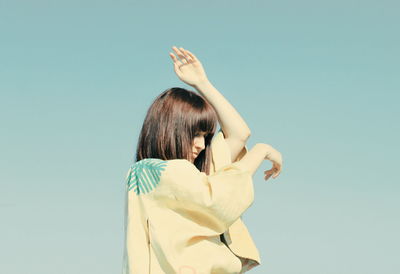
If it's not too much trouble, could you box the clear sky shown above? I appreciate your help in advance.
[1,1,399,273]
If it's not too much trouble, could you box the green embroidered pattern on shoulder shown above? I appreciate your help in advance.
[127,158,168,195]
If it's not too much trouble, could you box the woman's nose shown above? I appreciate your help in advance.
[195,138,205,150]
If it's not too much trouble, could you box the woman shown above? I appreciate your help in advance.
[122,46,283,273]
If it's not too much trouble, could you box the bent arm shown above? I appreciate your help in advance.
[169,46,251,162]
[233,143,270,177]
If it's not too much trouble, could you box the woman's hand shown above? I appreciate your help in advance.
[263,145,283,181]
[169,46,209,87]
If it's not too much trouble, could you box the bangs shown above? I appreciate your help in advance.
[189,102,218,137]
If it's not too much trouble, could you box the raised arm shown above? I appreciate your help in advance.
[193,80,251,162]
[169,46,283,181]
[169,46,251,162]
[235,143,283,180]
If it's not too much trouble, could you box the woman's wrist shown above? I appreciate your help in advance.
[192,79,212,91]
[256,143,273,159]
[260,143,282,165]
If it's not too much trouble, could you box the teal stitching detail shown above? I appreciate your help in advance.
[127,159,168,195]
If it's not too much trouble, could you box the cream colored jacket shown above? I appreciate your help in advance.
[122,131,261,274]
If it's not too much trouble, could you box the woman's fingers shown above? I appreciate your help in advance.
[264,172,272,181]
[272,170,281,179]
[185,49,197,61]
[169,52,182,65]
[169,52,185,78]
[264,163,282,181]
[180,48,194,63]
[272,164,282,179]
[172,46,188,64]
[172,46,197,65]
[169,52,183,73]
[178,47,192,63]
[264,169,274,181]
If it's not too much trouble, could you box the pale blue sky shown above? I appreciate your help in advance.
[1,1,399,273]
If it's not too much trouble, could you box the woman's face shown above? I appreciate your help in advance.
[189,131,207,163]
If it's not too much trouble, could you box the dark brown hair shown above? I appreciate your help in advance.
[135,87,218,175]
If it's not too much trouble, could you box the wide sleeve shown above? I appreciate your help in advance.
[160,157,254,234]
[210,129,261,272]
[210,129,248,174]
[127,155,255,273]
